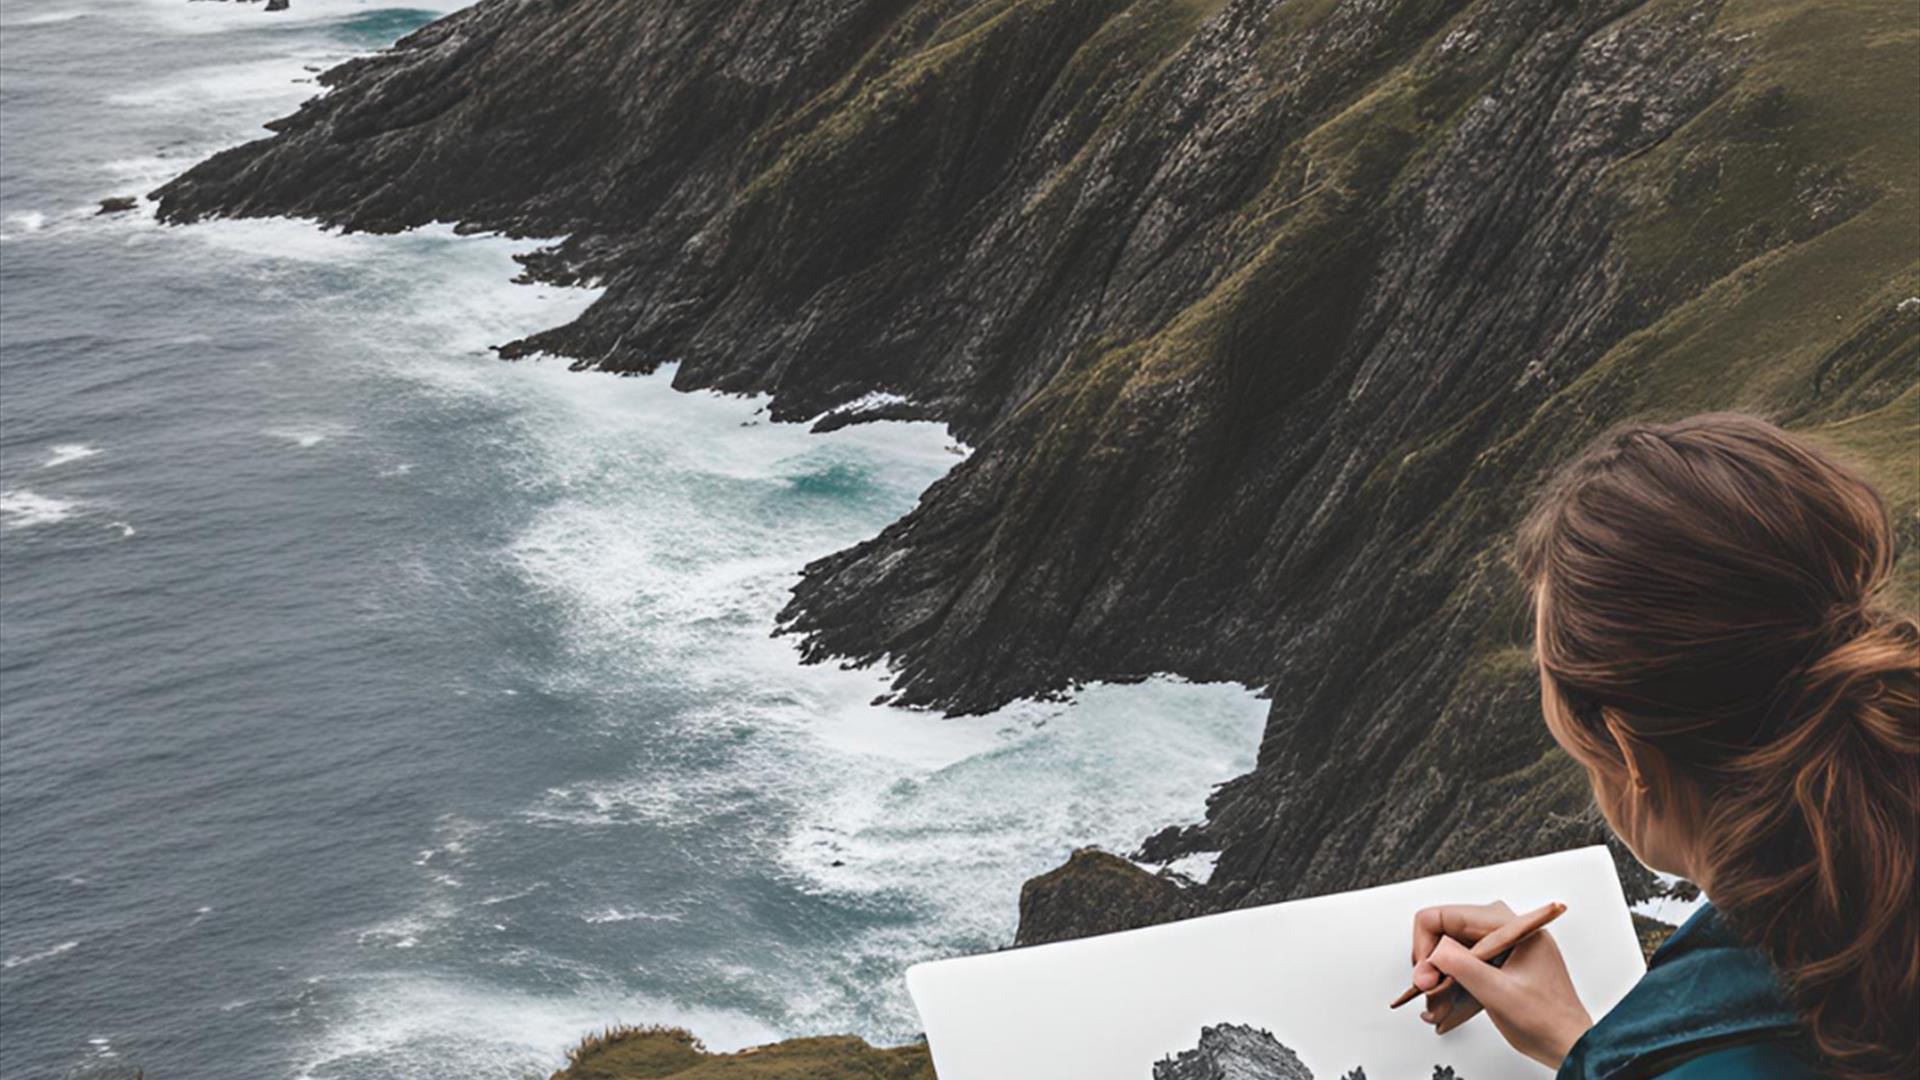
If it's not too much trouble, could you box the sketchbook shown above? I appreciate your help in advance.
[906,845,1646,1080]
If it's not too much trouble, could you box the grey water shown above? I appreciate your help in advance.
[0,2,1269,1076]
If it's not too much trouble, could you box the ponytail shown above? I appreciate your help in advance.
[1708,613,1920,1076]
[1518,413,1920,1078]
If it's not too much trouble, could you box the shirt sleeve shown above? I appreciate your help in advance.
[1654,1041,1817,1078]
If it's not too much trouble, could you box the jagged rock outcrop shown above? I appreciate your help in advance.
[1155,1024,1314,1080]
[154,0,1919,919]
[1015,847,1200,945]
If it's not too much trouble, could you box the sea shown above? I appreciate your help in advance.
[0,2,1270,1076]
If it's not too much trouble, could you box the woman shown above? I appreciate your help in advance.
[1407,414,1917,1078]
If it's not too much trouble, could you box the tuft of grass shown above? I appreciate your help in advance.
[551,1026,935,1080]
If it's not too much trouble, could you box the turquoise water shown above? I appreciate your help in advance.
[0,2,1270,1076]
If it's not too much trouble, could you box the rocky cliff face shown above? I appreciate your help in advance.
[156,0,1918,927]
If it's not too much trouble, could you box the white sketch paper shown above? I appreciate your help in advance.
[907,846,1646,1079]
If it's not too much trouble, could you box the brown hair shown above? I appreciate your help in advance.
[1515,412,1918,1078]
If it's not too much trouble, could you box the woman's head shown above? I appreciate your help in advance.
[1515,412,1918,1078]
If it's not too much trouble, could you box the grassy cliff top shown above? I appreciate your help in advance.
[551,1027,933,1080]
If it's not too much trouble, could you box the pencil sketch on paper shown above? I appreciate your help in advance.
[907,848,1645,1080]
[1151,1024,1467,1080]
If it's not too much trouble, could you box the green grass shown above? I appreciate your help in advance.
[552,1027,934,1080]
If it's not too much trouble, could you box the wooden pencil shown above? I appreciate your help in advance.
[1389,901,1567,1009]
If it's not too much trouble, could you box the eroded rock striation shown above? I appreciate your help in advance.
[155,0,1919,927]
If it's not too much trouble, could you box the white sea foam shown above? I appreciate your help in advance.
[1156,850,1223,885]
[109,55,348,115]
[477,883,547,906]
[404,351,1265,1041]
[3,940,79,969]
[132,0,466,38]
[581,908,684,925]
[0,489,82,529]
[356,915,432,951]
[101,154,184,191]
[43,443,101,468]
[0,210,48,241]
[812,389,928,425]
[480,355,1265,1039]
[151,146,1261,1054]
[266,425,342,448]
[3,10,90,26]
[290,976,780,1080]
[771,678,1264,1034]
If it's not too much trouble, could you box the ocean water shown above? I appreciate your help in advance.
[0,2,1270,1077]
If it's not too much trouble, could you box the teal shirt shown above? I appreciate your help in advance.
[1557,904,1818,1079]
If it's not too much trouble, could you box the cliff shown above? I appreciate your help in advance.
[157,0,1916,963]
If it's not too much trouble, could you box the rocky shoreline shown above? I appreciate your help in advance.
[152,0,1917,1068]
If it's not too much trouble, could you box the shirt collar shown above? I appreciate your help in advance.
[1556,903,1802,1080]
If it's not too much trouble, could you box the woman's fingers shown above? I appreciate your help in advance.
[1422,936,1514,1032]
[1412,935,1486,1031]
[1434,995,1485,1035]
[1419,983,1483,1031]
[1414,932,1594,1068]
[1410,901,1516,966]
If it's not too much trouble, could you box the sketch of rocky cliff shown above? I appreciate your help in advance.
[1153,1023,1467,1080]
[1154,1025,1314,1080]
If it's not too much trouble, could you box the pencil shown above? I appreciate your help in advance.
[1388,901,1567,1009]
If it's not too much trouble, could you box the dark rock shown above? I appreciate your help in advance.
[1015,847,1196,946]
[1136,823,1216,864]
[150,0,1919,926]
[95,196,138,215]
[1154,1025,1313,1080]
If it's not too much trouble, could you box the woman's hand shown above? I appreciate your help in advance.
[1409,901,1594,1068]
